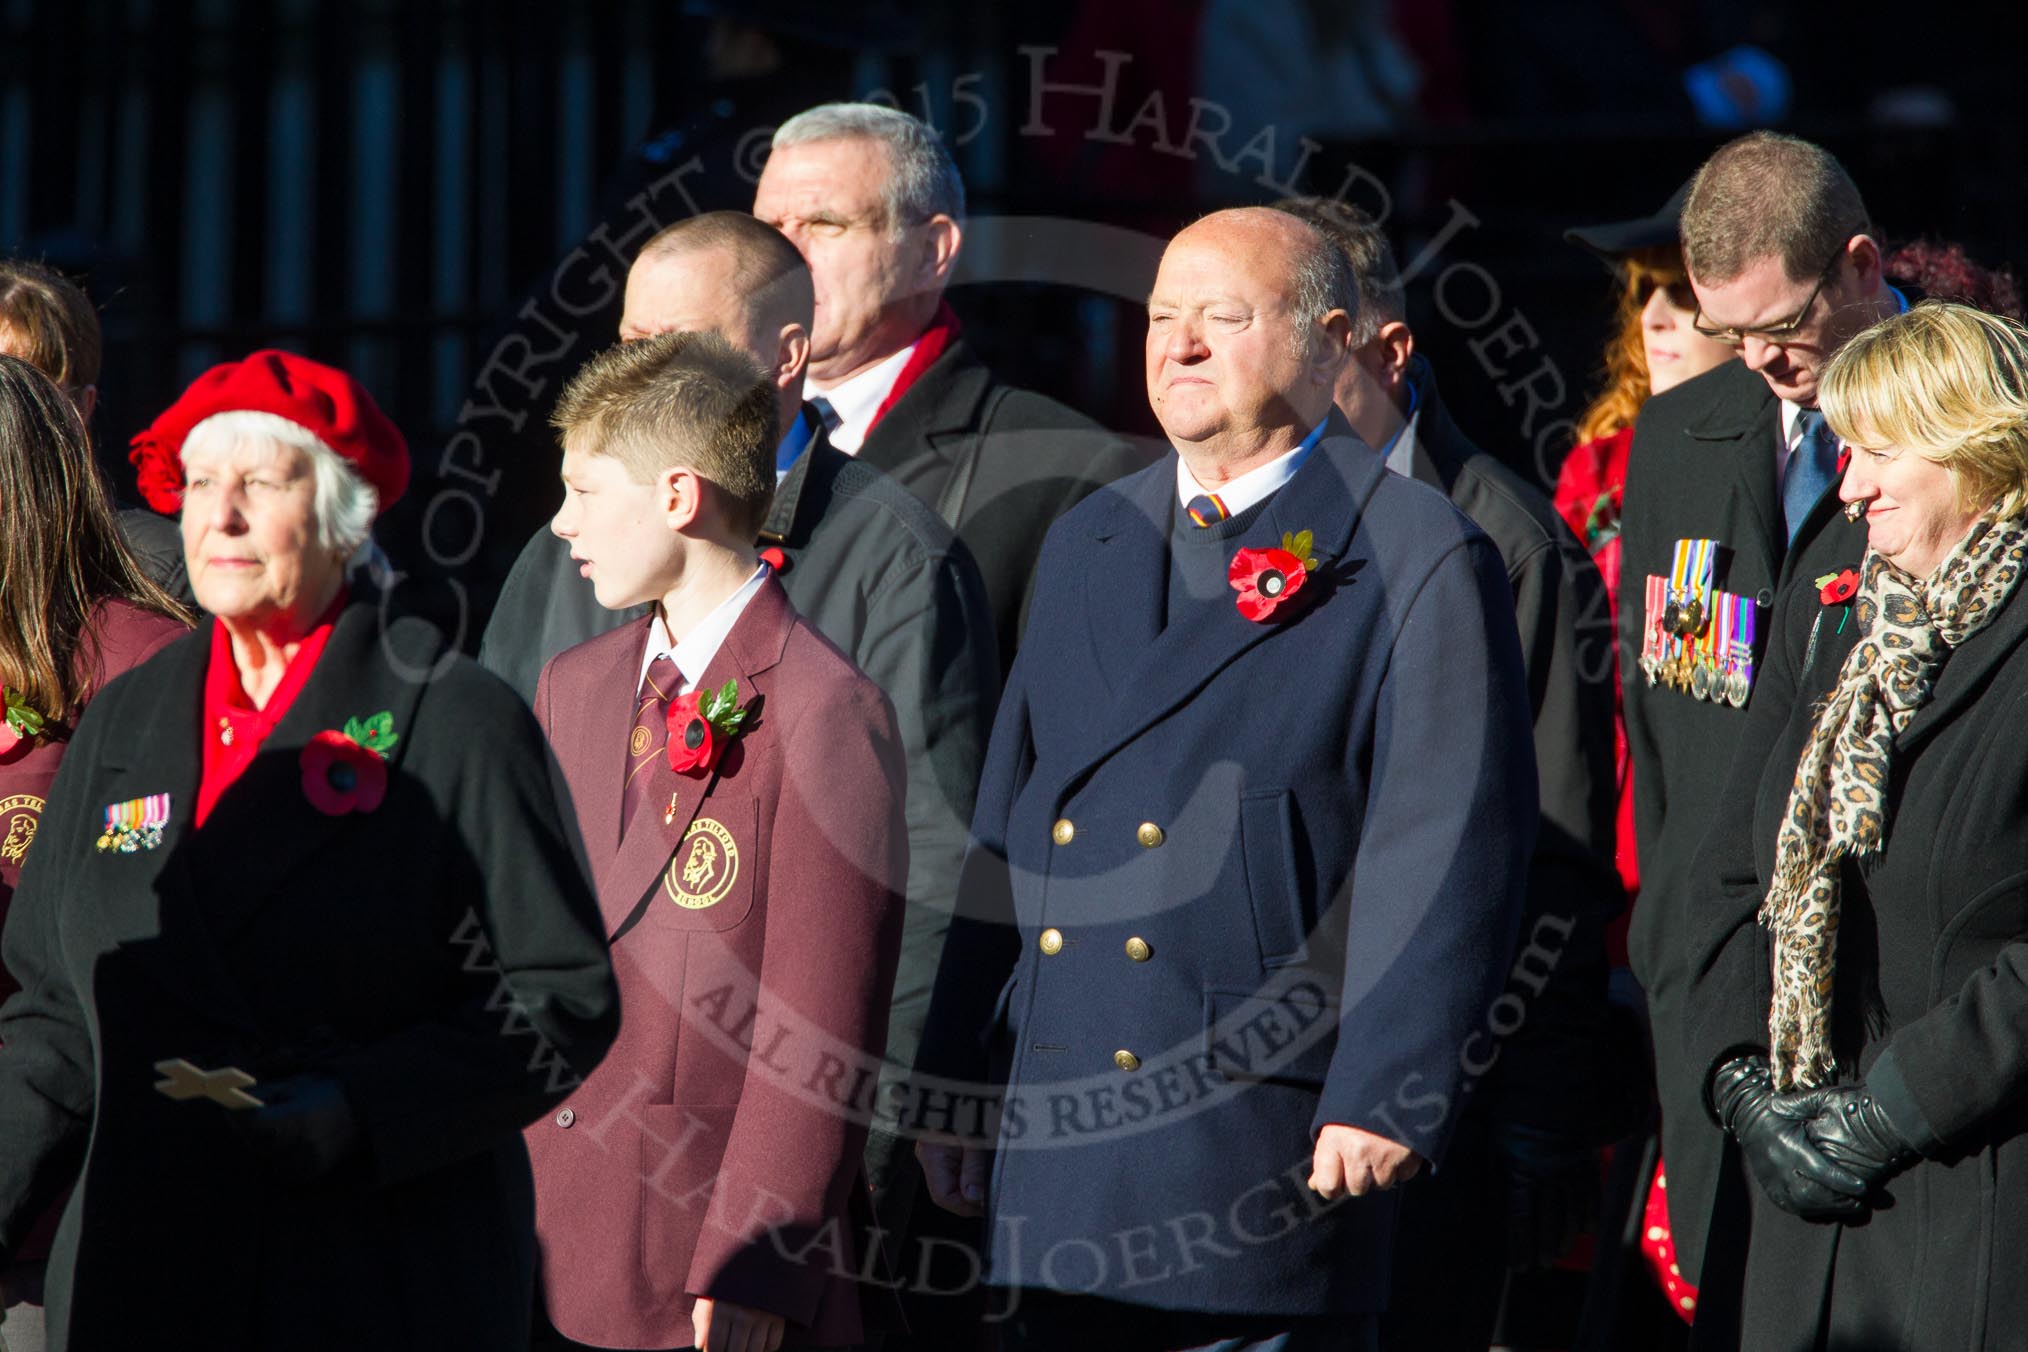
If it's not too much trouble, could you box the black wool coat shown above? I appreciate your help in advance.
[1681,549,2028,1350]
[0,603,619,1351]
[852,336,1156,671]
[1400,360,1622,1136]
[1617,356,1869,1289]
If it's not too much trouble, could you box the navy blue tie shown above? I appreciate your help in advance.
[808,396,842,435]
[1783,410,1839,542]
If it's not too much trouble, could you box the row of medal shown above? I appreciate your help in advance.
[1639,538,1758,709]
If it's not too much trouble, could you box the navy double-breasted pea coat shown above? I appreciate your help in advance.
[916,430,1538,1316]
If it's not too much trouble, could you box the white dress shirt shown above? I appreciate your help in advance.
[636,564,770,696]
[1174,418,1329,514]
[806,342,917,454]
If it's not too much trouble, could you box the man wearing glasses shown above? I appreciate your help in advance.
[1614,130,1906,1341]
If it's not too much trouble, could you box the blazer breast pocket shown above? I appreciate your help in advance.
[1240,789,1308,966]
[647,799,759,933]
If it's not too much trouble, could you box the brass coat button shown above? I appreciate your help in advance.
[1039,927,1064,955]
[1114,1049,1141,1072]
[1136,821,1165,849]
[556,1108,576,1128]
[1052,818,1075,845]
[1125,937,1152,962]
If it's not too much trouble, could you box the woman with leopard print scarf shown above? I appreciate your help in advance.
[1680,301,2028,1350]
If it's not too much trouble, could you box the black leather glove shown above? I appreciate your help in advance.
[1496,1122,1600,1271]
[1802,1083,1918,1188]
[230,1073,362,1184]
[1710,1055,1867,1222]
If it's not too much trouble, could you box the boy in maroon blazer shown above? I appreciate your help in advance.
[525,332,908,1352]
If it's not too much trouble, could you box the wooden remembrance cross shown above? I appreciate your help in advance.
[152,1058,264,1110]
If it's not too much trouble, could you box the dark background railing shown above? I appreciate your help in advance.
[5,0,2024,642]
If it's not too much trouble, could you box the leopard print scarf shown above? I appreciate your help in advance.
[1762,510,2028,1090]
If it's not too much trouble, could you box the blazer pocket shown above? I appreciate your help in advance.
[647,799,759,933]
[1202,986,1340,1086]
[1240,789,1307,965]
[639,1103,735,1302]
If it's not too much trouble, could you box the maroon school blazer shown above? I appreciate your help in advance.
[527,576,907,1349]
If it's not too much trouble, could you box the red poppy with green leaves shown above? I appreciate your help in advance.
[300,711,400,815]
[1819,569,1860,605]
[0,684,46,758]
[666,678,753,777]
[1230,529,1324,622]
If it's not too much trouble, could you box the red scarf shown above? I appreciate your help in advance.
[866,301,963,431]
[197,593,346,826]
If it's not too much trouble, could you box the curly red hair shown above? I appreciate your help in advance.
[1884,240,2022,321]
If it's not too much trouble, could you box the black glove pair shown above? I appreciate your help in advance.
[228,1073,363,1185]
[1710,1055,1917,1221]
[1497,1121,1601,1270]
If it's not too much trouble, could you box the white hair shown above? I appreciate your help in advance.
[180,410,379,562]
[772,102,966,237]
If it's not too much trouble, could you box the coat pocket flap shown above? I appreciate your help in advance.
[1202,982,1339,1086]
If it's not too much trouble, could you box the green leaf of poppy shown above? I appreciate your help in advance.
[343,716,369,745]
[367,711,395,742]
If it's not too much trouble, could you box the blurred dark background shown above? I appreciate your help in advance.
[4,0,2024,641]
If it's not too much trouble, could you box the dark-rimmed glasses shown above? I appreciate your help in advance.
[1691,246,1846,347]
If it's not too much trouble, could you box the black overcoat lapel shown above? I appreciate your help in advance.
[854,340,992,478]
[174,606,438,946]
[99,605,437,1028]
[88,630,258,1030]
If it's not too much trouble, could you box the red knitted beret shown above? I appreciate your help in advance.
[128,349,410,516]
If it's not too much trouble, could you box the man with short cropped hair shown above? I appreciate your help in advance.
[1618,130,1906,1337]
[754,101,1151,670]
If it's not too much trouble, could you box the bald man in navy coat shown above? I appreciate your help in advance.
[912,208,1537,1352]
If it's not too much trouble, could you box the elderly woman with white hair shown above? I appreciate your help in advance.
[0,350,617,1350]
[1682,302,2028,1349]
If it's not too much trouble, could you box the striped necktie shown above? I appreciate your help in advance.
[1185,493,1230,528]
[621,655,680,838]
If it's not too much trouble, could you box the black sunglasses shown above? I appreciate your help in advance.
[1636,275,1699,312]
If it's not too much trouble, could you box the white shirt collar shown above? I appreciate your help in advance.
[1174,419,1328,516]
[636,564,770,696]
[807,342,917,454]
[1780,397,1811,450]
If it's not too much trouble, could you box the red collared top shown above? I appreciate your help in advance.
[197,593,345,827]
